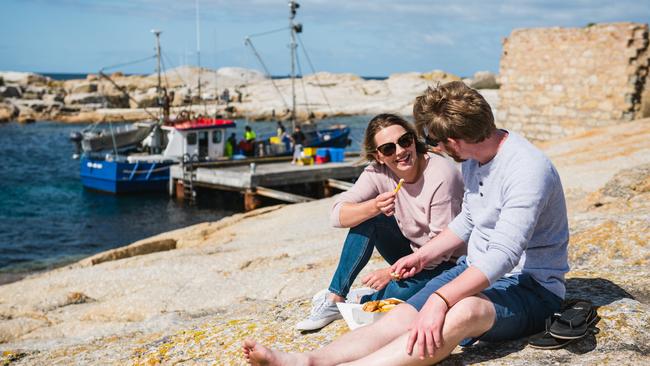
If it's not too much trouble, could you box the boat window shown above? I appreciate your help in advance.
[187,132,197,145]
[212,130,222,143]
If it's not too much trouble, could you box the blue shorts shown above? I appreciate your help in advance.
[406,257,562,344]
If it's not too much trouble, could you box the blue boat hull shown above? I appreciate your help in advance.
[304,126,351,148]
[80,158,173,194]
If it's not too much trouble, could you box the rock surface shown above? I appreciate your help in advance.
[0,120,649,365]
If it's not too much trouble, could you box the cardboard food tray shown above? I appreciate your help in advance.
[336,298,403,330]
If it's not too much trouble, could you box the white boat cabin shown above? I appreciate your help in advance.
[129,118,235,164]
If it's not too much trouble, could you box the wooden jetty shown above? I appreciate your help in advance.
[169,155,366,211]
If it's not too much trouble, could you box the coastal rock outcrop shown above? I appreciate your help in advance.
[0,66,492,123]
[0,85,22,99]
[0,102,19,122]
[464,71,499,89]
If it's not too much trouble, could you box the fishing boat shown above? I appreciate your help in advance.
[70,31,237,193]
[245,0,351,153]
[73,117,236,194]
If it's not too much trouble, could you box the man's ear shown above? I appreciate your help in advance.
[446,137,458,147]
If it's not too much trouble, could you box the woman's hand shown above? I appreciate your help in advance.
[390,251,426,280]
[406,293,449,359]
[361,267,393,290]
[374,191,397,216]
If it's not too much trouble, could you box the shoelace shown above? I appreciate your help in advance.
[310,299,333,319]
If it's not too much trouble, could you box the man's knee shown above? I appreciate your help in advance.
[446,296,495,335]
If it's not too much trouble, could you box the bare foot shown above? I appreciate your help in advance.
[242,339,309,366]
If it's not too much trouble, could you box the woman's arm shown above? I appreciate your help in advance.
[337,190,396,227]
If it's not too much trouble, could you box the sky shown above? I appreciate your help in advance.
[2,0,650,77]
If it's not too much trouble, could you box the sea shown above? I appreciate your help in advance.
[0,116,370,284]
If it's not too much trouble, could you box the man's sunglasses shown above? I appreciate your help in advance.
[376,132,415,156]
[425,135,441,147]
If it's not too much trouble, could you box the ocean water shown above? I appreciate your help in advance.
[0,116,369,281]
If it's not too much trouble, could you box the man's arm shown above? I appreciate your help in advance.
[406,266,490,357]
[391,228,466,278]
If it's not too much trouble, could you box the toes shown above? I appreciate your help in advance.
[243,339,257,349]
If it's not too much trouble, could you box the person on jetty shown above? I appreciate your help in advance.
[296,113,464,331]
[225,132,237,157]
[240,126,257,156]
[243,81,569,365]
[290,125,306,164]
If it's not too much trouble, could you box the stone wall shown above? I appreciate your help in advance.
[497,22,650,140]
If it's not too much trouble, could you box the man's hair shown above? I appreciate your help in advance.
[363,113,427,162]
[413,81,496,144]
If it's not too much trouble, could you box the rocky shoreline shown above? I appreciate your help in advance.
[0,118,648,365]
[0,68,498,124]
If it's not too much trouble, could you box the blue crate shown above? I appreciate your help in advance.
[329,148,345,163]
[316,148,330,158]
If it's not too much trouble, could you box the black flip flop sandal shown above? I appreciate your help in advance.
[529,315,576,349]
[549,300,597,340]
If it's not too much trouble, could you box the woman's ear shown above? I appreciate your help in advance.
[373,152,384,164]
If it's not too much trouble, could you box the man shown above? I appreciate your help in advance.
[242,126,257,157]
[290,125,306,164]
[243,81,570,365]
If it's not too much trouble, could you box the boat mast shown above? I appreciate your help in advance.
[196,0,202,100]
[289,1,300,130]
[152,29,162,115]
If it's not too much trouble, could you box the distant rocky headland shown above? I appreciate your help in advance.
[0,68,498,124]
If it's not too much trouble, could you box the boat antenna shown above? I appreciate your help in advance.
[152,29,163,118]
[289,1,302,130]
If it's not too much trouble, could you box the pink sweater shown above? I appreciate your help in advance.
[331,153,466,265]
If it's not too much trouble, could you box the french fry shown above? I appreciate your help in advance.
[362,298,404,313]
[393,178,405,193]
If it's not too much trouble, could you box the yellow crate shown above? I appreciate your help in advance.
[269,136,281,144]
[298,156,314,166]
[303,147,317,156]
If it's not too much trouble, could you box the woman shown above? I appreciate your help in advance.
[296,113,464,331]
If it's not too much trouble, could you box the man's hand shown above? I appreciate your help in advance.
[406,293,449,359]
[390,251,426,280]
[374,191,397,216]
[361,267,393,290]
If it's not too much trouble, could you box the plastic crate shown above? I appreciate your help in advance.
[303,147,317,156]
[298,156,314,165]
[329,148,345,163]
[315,155,329,164]
[316,148,330,158]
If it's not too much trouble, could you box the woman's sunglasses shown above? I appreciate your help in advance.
[376,132,415,156]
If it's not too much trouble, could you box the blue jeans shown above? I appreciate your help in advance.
[328,214,456,303]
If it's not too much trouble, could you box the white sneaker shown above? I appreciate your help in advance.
[296,296,342,331]
[312,288,330,304]
[346,287,377,304]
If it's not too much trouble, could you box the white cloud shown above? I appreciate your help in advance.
[422,33,455,46]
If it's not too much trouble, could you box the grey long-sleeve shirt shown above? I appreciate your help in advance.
[448,131,570,299]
